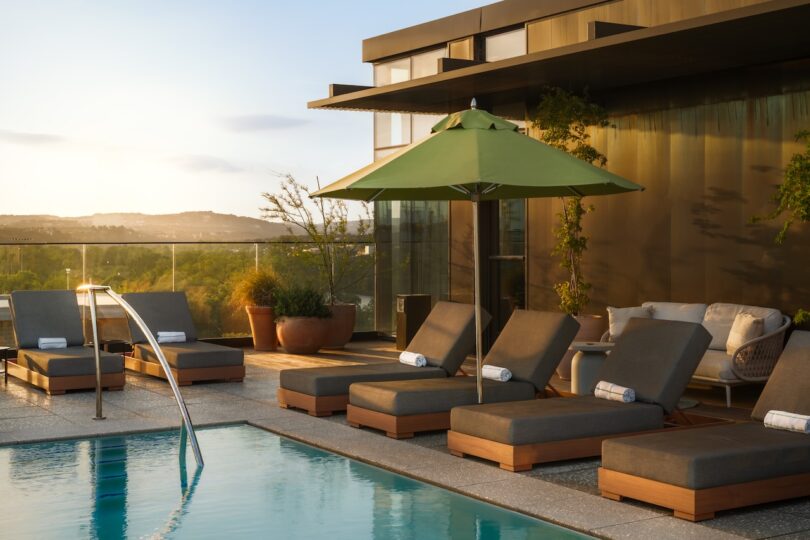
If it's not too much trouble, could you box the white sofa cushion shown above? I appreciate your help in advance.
[642,302,707,324]
[607,305,653,339]
[726,313,764,355]
[703,303,783,351]
[693,350,738,381]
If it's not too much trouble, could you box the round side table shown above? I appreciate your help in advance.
[570,341,614,395]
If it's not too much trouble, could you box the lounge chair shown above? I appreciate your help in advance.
[346,310,579,439]
[8,290,125,395]
[447,318,713,471]
[122,292,245,385]
[598,330,810,521]
[278,301,487,417]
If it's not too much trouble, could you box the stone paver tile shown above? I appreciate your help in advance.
[700,508,810,539]
[595,517,743,540]
[404,458,519,488]
[527,491,663,531]
[459,475,583,509]
[0,404,52,419]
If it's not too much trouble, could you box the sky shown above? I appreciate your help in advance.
[0,0,485,218]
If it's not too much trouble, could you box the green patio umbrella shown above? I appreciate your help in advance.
[313,105,643,403]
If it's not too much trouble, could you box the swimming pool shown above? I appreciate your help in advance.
[0,425,588,539]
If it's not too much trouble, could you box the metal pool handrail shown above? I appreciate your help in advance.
[78,284,204,468]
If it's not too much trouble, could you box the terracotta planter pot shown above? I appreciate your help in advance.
[276,316,329,355]
[556,314,606,381]
[323,304,357,349]
[245,306,277,352]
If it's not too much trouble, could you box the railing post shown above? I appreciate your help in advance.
[172,244,176,292]
[254,243,259,272]
[82,244,86,284]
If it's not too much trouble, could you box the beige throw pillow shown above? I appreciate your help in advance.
[726,312,764,355]
[607,305,653,340]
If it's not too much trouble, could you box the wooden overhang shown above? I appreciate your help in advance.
[308,0,810,118]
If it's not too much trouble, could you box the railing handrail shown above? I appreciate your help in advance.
[0,240,374,246]
[78,284,204,468]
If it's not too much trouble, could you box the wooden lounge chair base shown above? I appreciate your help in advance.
[6,360,125,396]
[277,388,349,417]
[124,356,245,385]
[447,413,730,472]
[346,404,449,439]
[598,468,810,521]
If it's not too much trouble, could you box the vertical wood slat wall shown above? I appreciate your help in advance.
[526,0,770,53]
[524,91,810,316]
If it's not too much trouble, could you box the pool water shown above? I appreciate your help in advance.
[0,425,588,539]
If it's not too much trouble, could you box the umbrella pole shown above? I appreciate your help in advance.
[472,195,483,404]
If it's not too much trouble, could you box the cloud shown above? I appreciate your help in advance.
[0,129,66,145]
[173,155,245,174]
[221,114,309,132]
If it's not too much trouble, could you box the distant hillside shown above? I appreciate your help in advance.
[0,212,294,242]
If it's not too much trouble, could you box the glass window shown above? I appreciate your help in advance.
[374,112,411,149]
[374,58,410,86]
[448,37,474,60]
[375,200,449,334]
[485,28,527,62]
[411,48,445,79]
[411,114,444,141]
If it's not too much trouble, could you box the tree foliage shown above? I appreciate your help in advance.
[260,174,372,304]
[531,87,608,315]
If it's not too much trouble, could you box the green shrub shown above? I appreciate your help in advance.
[273,285,331,319]
[234,270,280,307]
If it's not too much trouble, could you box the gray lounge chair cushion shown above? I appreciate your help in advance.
[132,341,243,369]
[17,346,124,376]
[122,292,198,344]
[483,310,579,391]
[751,330,810,422]
[11,290,85,349]
[280,364,447,397]
[349,378,536,416]
[406,301,488,375]
[451,396,663,445]
[602,422,810,489]
[597,318,711,413]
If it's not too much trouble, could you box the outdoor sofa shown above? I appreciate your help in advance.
[278,301,485,416]
[603,301,790,406]
[346,310,579,439]
[122,292,245,385]
[599,330,810,521]
[8,290,125,395]
[447,318,714,471]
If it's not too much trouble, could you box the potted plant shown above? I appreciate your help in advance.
[752,129,810,328]
[531,87,610,379]
[261,174,372,348]
[234,270,281,351]
[274,285,332,354]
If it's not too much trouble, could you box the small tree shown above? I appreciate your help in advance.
[260,174,372,305]
[752,130,810,324]
[531,87,609,315]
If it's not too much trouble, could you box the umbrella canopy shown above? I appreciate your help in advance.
[313,108,642,202]
[313,106,643,404]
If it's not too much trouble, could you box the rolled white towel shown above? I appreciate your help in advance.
[38,337,67,350]
[157,331,186,344]
[594,380,635,403]
[764,410,810,434]
[482,365,512,382]
[399,351,427,367]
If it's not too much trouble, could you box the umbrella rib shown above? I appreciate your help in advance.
[567,186,584,197]
[367,189,386,202]
[449,185,471,195]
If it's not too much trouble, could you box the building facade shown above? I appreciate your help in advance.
[311,0,810,338]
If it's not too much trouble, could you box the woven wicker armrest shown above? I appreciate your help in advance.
[731,315,791,381]
[600,330,612,343]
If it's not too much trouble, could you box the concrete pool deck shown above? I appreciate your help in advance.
[0,342,809,539]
